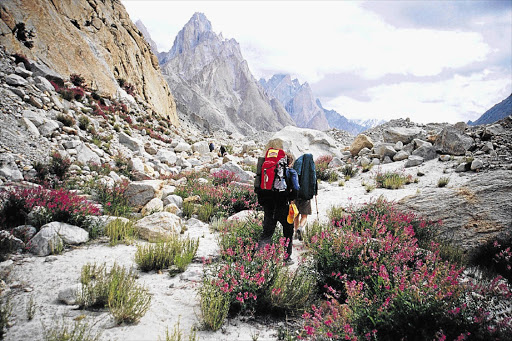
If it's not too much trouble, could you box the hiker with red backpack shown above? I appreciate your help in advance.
[292,154,318,241]
[254,148,299,263]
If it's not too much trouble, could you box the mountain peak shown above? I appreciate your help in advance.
[163,12,215,63]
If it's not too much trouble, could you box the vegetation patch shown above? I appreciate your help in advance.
[77,263,151,325]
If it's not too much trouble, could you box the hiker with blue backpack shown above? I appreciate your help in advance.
[254,148,299,264]
[292,154,318,241]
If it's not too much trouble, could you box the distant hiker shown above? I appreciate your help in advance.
[255,148,299,263]
[209,141,215,152]
[292,153,318,241]
[219,145,226,156]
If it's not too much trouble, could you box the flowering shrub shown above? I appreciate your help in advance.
[0,186,99,230]
[70,73,85,87]
[470,237,512,282]
[211,169,239,186]
[93,180,131,217]
[175,173,258,221]
[315,155,334,181]
[301,199,512,340]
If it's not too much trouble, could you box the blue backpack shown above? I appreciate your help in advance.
[293,154,317,200]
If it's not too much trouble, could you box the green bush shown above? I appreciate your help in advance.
[134,236,198,273]
[56,114,75,127]
[161,319,197,341]
[105,219,137,246]
[199,278,230,331]
[43,319,101,341]
[77,263,151,325]
[374,169,413,189]
[0,297,12,340]
[438,176,450,187]
[266,266,316,312]
[341,164,358,179]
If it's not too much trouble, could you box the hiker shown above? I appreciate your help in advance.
[255,149,299,263]
[292,153,318,241]
[219,145,226,156]
[209,141,215,152]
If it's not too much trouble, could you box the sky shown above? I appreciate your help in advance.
[121,0,512,124]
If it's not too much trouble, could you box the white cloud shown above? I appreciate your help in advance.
[325,69,511,124]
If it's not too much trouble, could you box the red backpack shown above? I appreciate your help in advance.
[257,148,286,191]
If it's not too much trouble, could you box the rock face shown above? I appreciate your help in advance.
[159,12,295,135]
[0,0,178,125]
[397,170,512,256]
[259,74,329,131]
[469,94,512,126]
[268,126,342,159]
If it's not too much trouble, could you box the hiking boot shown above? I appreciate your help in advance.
[295,228,303,241]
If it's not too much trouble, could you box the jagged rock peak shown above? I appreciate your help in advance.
[135,19,159,56]
[166,12,214,60]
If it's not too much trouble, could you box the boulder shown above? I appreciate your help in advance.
[76,143,101,165]
[174,142,192,153]
[119,132,144,152]
[349,134,374,156]
[0,231,24,259]
[20,117,40,137]
[393,150,410,161]
[434,126,475,155]
[0,153,23,181]
[38,119,60,137]
[22,109,45,127]
[191,141,210,155]
[34,76,55,93]
[412,144,437,161]
[58,284,81,305]
[163,194,183,208]
[217,161,252,182]
[405,155,424,168]
[134,212,182,241]
[141,197,164,216]
[397,170,512,256]
[5,73,28,86]
[125,180,163,209]
[383,127,424,144]
[270,126,342,159]
[373,143,397,159]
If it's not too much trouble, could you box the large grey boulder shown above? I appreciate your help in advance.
[34,76,55,93]
[217,161,252,182]
[0,153,23,181]
[20,117,40,137]
[373,143,397,159]
[134,212,182,241]
[22,109,45,127]
[0,231,24,259]
[76,143,101,165]
[434,126,475,155]
[38,119,60,137]
[192,141,209,154]
[5,73,28,86]
[156,150,177,165]
[125,180,163,208]
[405,155,424,167]
[383,127,425,144]
[119,132,144,152]
[397,170,512,256]
[269,126,342,159]
[412,144,437,161]
[29,222,89,256]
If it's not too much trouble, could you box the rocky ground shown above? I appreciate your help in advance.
[1,45,511,340]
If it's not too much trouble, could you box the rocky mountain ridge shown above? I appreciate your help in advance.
[469,93,512,126]
[259,74,330,130]
[158,13,295,135]
[0,0,178,126]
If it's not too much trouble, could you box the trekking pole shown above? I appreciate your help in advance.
[315,195,319,220]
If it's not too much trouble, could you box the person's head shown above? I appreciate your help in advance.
[286,152,294,166]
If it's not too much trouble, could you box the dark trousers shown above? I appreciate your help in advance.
[260,201,294,259]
